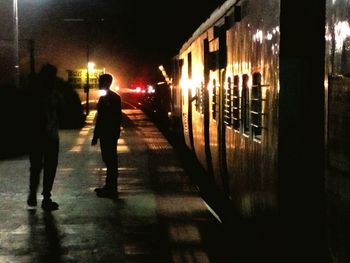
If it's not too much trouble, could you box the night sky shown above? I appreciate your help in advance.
[0,0,226,87]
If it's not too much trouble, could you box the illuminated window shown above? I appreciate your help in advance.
[232,75,240,130]
[187,52,192,79]
[212,79,218,120]
[195,86,200,112]
[224,77,232,126]
[196,82,205,114]
[251,72,262,141]
[341,37,350,76]
[201,82,205,114]
[241,74,250,134]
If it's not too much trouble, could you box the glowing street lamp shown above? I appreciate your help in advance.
[88,62,95,71]
[158,65,171,85]
[12,1,36,87]
[13,0,19,88]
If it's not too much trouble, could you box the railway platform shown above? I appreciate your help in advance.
[0,108,236,263]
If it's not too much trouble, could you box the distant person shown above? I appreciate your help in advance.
[27,63,62,211]
[91,74,122,199]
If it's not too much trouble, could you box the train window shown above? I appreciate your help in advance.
[195,86,199,112]
[224,77,232,126]
[209,38,219,70]
[187,52,192,79]
[207,50,220,71]
[251,72,262,141]
[200,81,204,114]
[212,79,217,120]
[241,74,250,134]
[232,75,240,130]
[195,82,205,114]
[173,58,183,86]
[341,37,350,76]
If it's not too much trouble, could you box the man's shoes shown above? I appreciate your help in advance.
[27,193,37,207]
[94,187,118,199]
[41,198,59,211]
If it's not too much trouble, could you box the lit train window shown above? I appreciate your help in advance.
[241,74,250,134]
[341,37,350,76]
[195,82,204,114]
[186,52,193,107]
[178,59,185,106]
[212,78,217,120]
[224,77,232,126]
[187,52,192,79]
[251,72,262,141]
[232,75,240,130]
[195,86,200,112]
[200,81,204,114]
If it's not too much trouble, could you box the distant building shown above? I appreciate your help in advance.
[67,68,105,89]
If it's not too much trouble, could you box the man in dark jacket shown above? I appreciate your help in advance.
[92,74,122,198]
[27,63,61,211]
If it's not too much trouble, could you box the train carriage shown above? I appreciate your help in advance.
[325,1,350,262]
[175,0,281,219]
[170,0,350,262]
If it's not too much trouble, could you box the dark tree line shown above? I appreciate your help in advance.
[0,75,85,159]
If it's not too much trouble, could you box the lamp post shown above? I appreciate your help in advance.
[85,40,91,115]
[64,18,103,115]
[1,38,35,77]
[86,62,95,115]
[13,0,19,88]
[158,65,171,85]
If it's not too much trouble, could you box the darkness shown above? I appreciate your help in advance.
[0,0,226,86]
[77,0,227,83]
[74,1,226,58]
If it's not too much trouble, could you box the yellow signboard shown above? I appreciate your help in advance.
[67,68,105,89]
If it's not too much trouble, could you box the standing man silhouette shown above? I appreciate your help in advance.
[92,74,122,199]
[27,63,61,211]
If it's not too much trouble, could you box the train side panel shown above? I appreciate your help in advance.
[177,1,241,191]
[178,32,219,175]
[179,51,194,150]
[208,24,227,190]
[325,1,350,262]
[224,0,280,217]
[190,35,208,171]
[173,0,349,261]
[169,57,184,138]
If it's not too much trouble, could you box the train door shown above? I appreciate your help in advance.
[218,27,229,194]
[203,39,214,177]
[207,24,228,191]
[187,52,195,151]
[181,51,195,151]
[170,57,184,139]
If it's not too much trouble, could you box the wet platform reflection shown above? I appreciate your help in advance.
[0,109,233,262]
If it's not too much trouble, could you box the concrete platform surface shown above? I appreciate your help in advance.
[0,109,234,263]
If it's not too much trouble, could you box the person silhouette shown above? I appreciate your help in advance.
[91,73,122,199]
[27,63,61,211]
